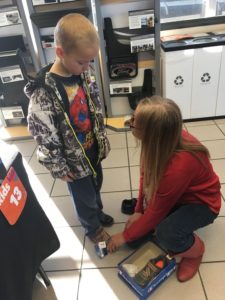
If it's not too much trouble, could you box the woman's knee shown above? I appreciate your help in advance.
[155,219,178,250]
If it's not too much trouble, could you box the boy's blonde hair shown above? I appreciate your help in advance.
[54,13,99,54]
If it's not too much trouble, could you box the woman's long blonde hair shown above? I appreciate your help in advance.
[136,96,210,201]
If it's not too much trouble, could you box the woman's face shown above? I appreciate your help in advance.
[130,106,143,140]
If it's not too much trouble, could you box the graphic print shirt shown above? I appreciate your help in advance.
[52,74,98,163]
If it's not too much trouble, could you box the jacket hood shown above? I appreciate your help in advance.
[24,63,53,99]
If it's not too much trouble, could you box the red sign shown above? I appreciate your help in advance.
[0,167,27,225]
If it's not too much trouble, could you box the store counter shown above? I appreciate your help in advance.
[105,116,131,132]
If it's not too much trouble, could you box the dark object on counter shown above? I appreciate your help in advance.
[128,69,153,110]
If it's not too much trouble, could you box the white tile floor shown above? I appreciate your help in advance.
[5,119,225,300]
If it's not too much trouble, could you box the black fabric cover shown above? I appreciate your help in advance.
[104,17,138,79]
[0,152,60,300]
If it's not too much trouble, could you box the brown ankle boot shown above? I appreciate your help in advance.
[175,234,205,282]
[89,227,111,244]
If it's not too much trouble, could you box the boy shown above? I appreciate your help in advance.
[25,13,113,244]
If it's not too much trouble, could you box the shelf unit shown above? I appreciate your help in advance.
[92,0,161,117]
[30,7,89,28]
[0,2,36,130]
[19,1,89,69]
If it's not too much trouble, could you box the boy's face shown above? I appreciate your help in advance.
[58,44,99,76]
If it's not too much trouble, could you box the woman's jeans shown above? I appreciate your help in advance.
[67,163,103,237]
[155,203,217,253]
[128,203,217,253]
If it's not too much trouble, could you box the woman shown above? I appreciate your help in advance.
[107,96,221,282]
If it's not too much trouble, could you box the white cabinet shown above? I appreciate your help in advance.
[162,48,194,119]
[93,0,160,117]
[191,46,222,118]
[162,44,223,120]
[216,46,225,116]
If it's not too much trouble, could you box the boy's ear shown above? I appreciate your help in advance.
[56,46,64,59]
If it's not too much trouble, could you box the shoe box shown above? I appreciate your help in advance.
[118,241,176,299]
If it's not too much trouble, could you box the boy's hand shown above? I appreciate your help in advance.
[61,172,76,182]
[107,232,125,253]
[125,212,142,229]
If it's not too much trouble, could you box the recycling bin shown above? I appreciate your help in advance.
[191,45,222,118]
[161,47,194,119]
[161,35,225,120]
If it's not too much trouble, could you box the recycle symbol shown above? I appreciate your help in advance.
[174,75,184,85]
[201,72,211,83]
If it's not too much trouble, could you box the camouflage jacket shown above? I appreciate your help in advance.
[25,65,110,179]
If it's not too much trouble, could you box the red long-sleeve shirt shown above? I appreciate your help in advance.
[123,131,221,242]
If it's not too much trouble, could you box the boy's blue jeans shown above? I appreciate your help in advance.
[67,163,104,237]
[128,203,217,253]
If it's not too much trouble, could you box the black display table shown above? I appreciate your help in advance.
[0,151,60,300]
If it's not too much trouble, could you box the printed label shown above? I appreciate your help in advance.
[0,167,27,225]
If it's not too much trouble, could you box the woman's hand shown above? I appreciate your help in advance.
[125,212,142,229]
[107,232,125,253]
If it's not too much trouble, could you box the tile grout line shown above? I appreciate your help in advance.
[49,178,56,197]
[76,233,86,300]
[215,121,225,137]
[198,270,209,300]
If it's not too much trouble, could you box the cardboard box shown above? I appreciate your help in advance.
[130,34,155,53]
[0,9,21,27]
[32,0,57,5]
[109,80,132,95]
[118,241,176,299]
[129,9,154,29]
[1,106,24,120]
